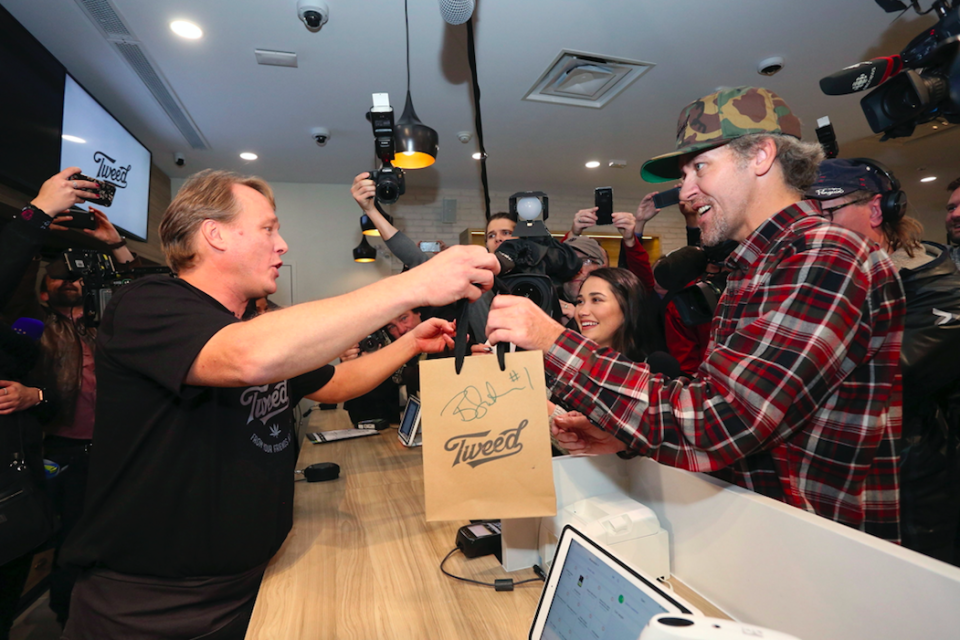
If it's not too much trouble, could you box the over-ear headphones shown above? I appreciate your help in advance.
[849,157,907,223]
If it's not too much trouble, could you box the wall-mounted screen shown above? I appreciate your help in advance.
[61,75,152,241]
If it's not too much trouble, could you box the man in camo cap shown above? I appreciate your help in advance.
[487,86,906,543]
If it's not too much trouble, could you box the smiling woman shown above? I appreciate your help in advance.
[574,267,664,363]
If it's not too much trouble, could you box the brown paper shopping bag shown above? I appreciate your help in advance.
[419,350,557,522]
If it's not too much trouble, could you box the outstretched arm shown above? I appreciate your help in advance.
[307,318,455,403]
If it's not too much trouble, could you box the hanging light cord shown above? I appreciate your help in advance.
[465,18,491,220]
[404,0,411,94]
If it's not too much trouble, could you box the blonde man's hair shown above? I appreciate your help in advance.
[840,189,924,258]
[160,169,275,273]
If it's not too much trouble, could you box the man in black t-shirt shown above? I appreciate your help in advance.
[60,170,499,640]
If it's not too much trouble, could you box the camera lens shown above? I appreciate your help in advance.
[511,281,544,307]
[376,180,400,204]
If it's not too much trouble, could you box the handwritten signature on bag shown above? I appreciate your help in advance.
[440,368,536,468]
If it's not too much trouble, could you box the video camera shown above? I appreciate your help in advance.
[58,249,169,327]
[493,191,572,320]
[820,0,960,139]
[367,93,405,205]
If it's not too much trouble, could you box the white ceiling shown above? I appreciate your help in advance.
[4,0,959,236]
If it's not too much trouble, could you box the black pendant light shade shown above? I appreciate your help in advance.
[360,212,393,236]
[352,236,377,262]
[393,90,439,169]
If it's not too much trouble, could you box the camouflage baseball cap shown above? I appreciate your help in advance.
[641,86,803,183]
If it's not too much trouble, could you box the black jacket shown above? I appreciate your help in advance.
[897,242,960,562]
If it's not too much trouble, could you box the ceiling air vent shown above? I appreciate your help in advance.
[524,50,654,109]
[255,49,299,68]
[72,0,209,150]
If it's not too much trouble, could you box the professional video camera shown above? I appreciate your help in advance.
[59,249,169,328]
[491,191,582,321]
[820,0,960,139]
[366,93,405,205]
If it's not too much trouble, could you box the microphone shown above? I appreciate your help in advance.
[438,0,475,25]
[819,56,903,95]
[12,317,45,342]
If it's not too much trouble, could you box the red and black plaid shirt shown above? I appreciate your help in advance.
[545,201,904,542]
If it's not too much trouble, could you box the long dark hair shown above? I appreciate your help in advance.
[578,267,665,362]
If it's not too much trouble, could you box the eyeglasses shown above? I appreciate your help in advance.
[820,196,873,221]
[581,258,604,268]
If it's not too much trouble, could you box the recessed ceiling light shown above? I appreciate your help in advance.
[585,161,601,168]
[921,176,937,183]
[61,134,86,144]
[239,152,258,161]
[170,20,203,39]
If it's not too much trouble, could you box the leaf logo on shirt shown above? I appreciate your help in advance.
[269,425,282,439]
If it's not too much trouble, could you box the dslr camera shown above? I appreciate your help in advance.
[360,328,390,353]
[368,165,405,205]
[366,93,406,205]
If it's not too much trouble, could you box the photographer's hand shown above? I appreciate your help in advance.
[0,381,42,415]
[572,208,598,236]
[86,206,135,264]
[351,172,399,241]
[634,193,661,237]
[31,167,99,216]
[351,172,378,214]
[612,211,637,248]
[339,344,361,362]
[486,295,565,353]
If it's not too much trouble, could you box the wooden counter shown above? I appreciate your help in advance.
[245,409,544,639]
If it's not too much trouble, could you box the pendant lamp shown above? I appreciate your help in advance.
[352,236,377,262]
[392,0,438,170]
[360,212,393,236]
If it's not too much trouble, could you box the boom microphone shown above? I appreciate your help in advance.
[820,55,903,95]
[438,0,475,25]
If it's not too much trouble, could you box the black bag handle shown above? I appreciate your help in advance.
[453,281,510,374]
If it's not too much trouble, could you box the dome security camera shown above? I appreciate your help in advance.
[311,127,331,146]
[758,56,785,76]
[298,0,329,32]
